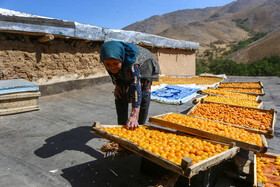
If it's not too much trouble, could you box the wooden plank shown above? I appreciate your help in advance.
[268,109,277,138]
[192,95,206,104]
[198,90,260,101]
[0,105,39,115]
[219,88,265,96]
[38,34,54,42]
[181,157,193,172]
[258,152,280,158]
[253,154,258,187]
[193,95,263,108]
[186,147,239,177]
[91,123,239,178]
[149,114,264,153]
[0,96,39,110]
[0,91,41,101]
[218,81,264,89]
[260,135,268,153]
[259,81,264,88]
[187,100,275,138]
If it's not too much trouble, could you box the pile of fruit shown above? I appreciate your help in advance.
[202,95,260,108]
[256,154,280,186]
[159,113,263,147]
[217,87,262,94]
[189,102,272,131]
[218,82,262,88]
[152,76,223,86]
[102,126,229,165]
[201,89,258,100]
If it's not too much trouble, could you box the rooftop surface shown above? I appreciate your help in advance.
[0,76,279,187]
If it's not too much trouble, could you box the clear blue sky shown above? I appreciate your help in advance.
[1,0,234,29]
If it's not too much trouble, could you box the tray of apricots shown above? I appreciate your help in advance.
[216,87,265,96]
[91,122,239,178]
[218,81,264,89]
[198,88,260,101]
[187,100,276,138]
[149,113,267,153]
[152,75,223,86]
[193,95,263,108]
[254,153,280,187]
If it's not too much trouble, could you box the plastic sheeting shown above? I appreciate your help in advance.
[0,8,199,50]
[151,85,200,105]
[0,79,39,95]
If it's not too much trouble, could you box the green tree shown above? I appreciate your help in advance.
[207,55,280,76]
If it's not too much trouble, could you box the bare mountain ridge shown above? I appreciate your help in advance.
[123,0,280,62]
[232,0,280,32]
[123,7,219,34]
[228,28,280,63]
[123,0,268,36]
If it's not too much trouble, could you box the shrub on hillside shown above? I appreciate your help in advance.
[204,56,280,76]
[223,32,267,56]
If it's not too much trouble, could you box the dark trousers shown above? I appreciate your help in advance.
[115,91,151,125]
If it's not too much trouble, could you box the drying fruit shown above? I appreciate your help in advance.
[217,87,262,94]
[158,113,263,147]
[102,126,228,165]
[201,89,258,100]
[152,76,223,86]
[189,102,273,131]
[218,82,262,88]
[256,154,280,185]
[203,95,260,108]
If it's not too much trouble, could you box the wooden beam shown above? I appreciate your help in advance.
[181,157,193,172]
[38,34,54,43]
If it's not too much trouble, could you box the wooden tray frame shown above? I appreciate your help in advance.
[155,75,224,87]
[149,113,267,153]
[217,88,265,96]
[253,152,280,187]
[0,91,40,116]
[187,100,276,139]
[218,81,264,89]
[91,122,239,178]
[192,95,263,109]
[197,90,260,101]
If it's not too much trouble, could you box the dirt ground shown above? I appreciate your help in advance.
[0,76,279,187]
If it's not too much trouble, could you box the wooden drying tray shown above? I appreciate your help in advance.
[192,95,264,109]
[187,100,276,139]
[253,152,280,187]
[91,122,239,178]
[218,81,264,89]
[217,87,265,96]
[0,91,40,116]
[149,113,267,153]
[197,90,260,101]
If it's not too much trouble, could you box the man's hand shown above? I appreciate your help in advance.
[126,107,140,130]
[114,85,122,100]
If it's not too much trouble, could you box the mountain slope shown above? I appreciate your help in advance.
[232,0,280,32]
[227,28,280,62]
[123,0,280,62]
[123,7,219,35]
[123,0,268,45]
